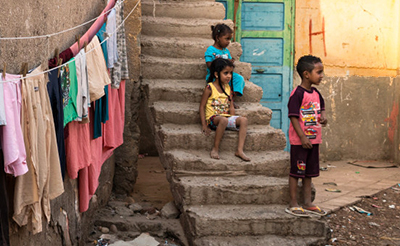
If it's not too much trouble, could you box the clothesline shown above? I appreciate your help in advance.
[0,0,140,83]
[0,0,127,40]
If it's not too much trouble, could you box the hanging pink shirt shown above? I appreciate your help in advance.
[0,74,28,177]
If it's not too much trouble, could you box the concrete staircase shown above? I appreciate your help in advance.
[141,0,329,245]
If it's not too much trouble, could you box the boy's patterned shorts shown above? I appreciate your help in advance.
[289,144,320,178]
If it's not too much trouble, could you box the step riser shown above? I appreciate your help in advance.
[142,2,225,20]
[142,60,206,80]
[143,81,262,104]
[142,0,215,3]
[164,152,289,178]
[141,39,242,60]
[182,214,327,238]
[172,183,289,206]
[141,39,211,59]
[160,130,287,152]
[194,236,328,246]
[151,106,271,126]
[142,21,214,39]
[142,60,252,80]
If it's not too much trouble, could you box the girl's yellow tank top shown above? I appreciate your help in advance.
[205,82,231,122]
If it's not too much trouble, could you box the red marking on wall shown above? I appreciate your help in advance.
[309,17,327,56]
[384,102,399,143]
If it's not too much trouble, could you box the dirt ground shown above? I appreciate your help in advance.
[326,184,400,246]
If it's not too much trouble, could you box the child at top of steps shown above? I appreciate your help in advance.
[199,58,250,162]
[204,23,245,109]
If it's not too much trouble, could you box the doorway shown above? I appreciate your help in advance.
[217,0,295,148]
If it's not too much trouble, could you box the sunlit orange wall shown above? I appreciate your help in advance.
[295,0,400,77]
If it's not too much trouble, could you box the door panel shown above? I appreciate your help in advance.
[241,2,285,31]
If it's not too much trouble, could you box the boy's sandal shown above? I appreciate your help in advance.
[303,206,327,216]
[285,207,310,217]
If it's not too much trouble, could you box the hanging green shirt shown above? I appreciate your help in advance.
[61,58,78,127]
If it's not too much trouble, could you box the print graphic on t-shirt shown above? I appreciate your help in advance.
[297,160,306,175]
[211,98,229,115]
[301,102,320,126]
[304,128,317,139]
[213,53,229,59]
[60,65,71,108]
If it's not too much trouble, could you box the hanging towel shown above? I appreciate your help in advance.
[47,70,66,179]
[106,8,118,69]
[14,65,64,234]
[74,49,90,122]
[0,79,6,126]
[111,0,129,88]
[96,23,109,65]
[61,58,79,127]
[86,36,111,102]
[0,74,28,177]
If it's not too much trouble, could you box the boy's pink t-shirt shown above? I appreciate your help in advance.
[288,86,325,145]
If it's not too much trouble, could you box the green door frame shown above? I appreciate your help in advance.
[224,0,295,149]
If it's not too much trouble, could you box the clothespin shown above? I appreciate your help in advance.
[2,62,6,80]
[54,48,60,64]
[20,63,28,78]
[57,58,63,78]
[76,35,81,50]
[84,41,88,52]
[103,11,108,23]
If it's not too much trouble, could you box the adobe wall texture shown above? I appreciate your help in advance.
[0,0,142,245]
[295,0,400,162]
[114,0,142,194]
[292,74,400,161]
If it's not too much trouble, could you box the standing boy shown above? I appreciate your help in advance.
[285,55,328,217]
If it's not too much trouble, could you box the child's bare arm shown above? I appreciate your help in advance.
[199,86,212,136]
[290,116,313,149]
[320,110,327,126]
[229,96,235,116]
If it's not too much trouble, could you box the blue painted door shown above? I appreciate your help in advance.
[217,0,294,148]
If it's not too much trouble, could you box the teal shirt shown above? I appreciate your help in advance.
[204,45,232,81]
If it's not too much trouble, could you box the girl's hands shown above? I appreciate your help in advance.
[202,126,211,136]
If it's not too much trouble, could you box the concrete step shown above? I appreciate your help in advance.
[142,16,233,38]
[171,175,289,206]
[141,36,243,60]
[151,101,272,126]
[159,124,287,152]
[194,235,327,246]
[163,150,289,178]
[142,1,225,20]
[181,204,329,239]
[142,0,215,3]
[141,55,252,80]
[92,203,188,245]
[142,79,262,104]
[141,36,212,59]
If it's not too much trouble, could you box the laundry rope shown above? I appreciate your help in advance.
[0,0,140,83]
[0,0,127,40]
